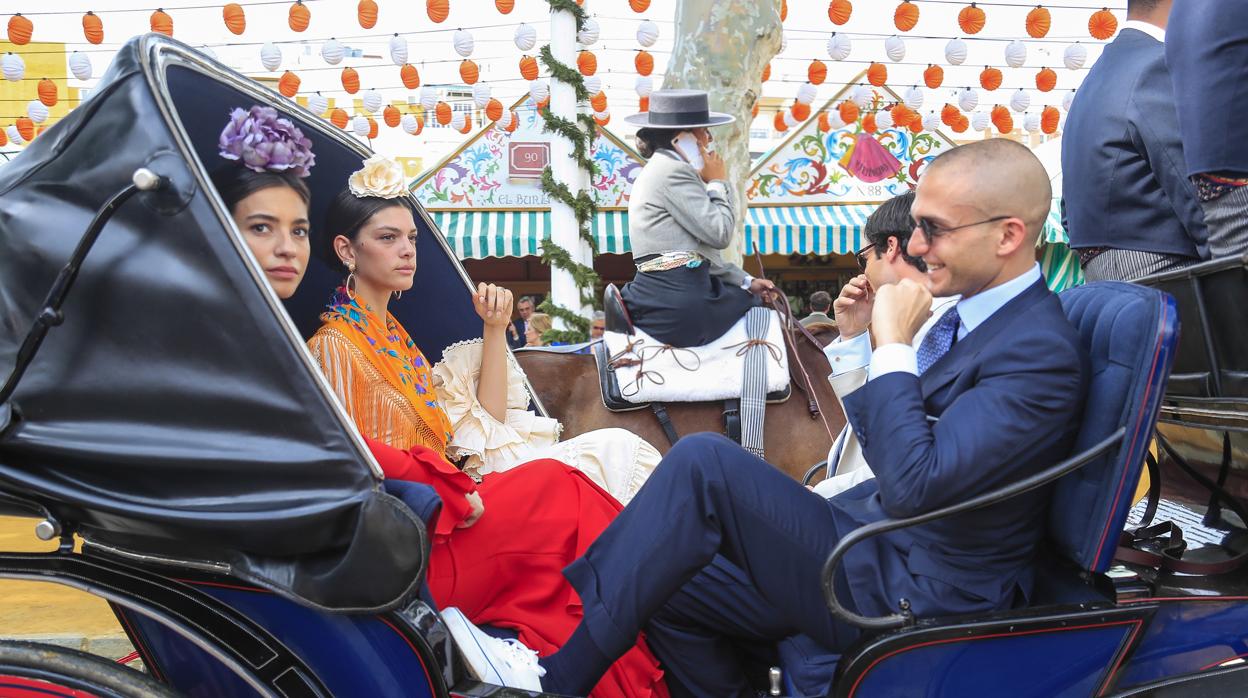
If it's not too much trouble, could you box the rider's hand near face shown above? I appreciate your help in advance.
[833,275,875,340]
[871,278,933,347]
[458,491,485,528]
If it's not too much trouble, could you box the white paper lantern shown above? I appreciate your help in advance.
[634,75,653,98]
[401,113,419,134]
[2,53,25,82]
[958,87,979,113]
[1005,40,1027,69]
[636,20,659,48]
[852,84,873,109]
[352,115,370,136]
[885,35,906,63]
[971,111,991,132]
[945,38,968,66]
[1024,112,1042,133]
[923,111,941,132]
[472,83,491,109]
[362,90,383,114]
[1010,89,1031,113]
[577,17,600,46]
[531,79,550,103]
[796,83,818,105]
[307,93,329,115]
[514,23,537,52]
[1062,89,1076,112]
[27,100,48,124]
[825,110,846,130]
[453,29,475,58]
[876,108,894,130]
[904,86,924,111]
[584,75,603,96]
[782,110,799,129]
[260,43,282,72]
[419,86,438,110]
[322,39,345,65]
[390,35,409,66]
[450,110,466,130]
[1064,43,1087,71]
[499,109,514,129]
[827,33,852,61]
[6,125,22,146]
[68,52,92,81]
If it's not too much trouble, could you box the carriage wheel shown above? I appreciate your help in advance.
[0,640,181,698]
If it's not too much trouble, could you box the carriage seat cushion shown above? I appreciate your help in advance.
[1049,282,1177,573]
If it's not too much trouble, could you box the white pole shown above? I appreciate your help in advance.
[548,3,588,330]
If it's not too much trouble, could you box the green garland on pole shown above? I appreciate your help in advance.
[537,0,599,344]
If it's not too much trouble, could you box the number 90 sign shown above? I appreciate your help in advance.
[509,142,550,179]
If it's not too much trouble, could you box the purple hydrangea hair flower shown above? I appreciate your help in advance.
[218,105,316,177]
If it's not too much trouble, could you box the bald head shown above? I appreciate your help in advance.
[925,139,1052,245]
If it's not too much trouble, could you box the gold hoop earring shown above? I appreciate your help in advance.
[345,261,357,301]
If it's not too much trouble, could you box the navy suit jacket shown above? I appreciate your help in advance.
[1061,28,1207,258]
[1167,1,1248,177]
[834,280,1088,620]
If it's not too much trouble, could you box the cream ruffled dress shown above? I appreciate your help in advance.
[432,340,661,505]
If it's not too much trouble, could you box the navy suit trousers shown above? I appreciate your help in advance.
[563,432,860,696]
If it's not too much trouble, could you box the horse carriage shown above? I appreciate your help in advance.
[1,35,1247,697]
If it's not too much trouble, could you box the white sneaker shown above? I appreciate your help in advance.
[441,606,546,691]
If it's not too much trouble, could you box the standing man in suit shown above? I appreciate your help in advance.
[801,291,836,328]
[1061,0,1207,281]
[507,295,534,350]
[444,139,1089,696]
[1167,1,1248,256]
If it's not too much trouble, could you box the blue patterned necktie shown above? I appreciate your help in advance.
[916,306,961,375]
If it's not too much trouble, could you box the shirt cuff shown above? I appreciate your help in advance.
[739,273,754,291]
[707,180,730,198]
[868,343,918,380]
[823,332,871,376]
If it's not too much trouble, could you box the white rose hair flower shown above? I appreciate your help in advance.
[348,154,407,199]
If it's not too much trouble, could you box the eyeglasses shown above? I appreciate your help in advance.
[854,243,876,272]
[913,215,1012,245]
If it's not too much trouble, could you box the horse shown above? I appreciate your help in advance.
[514,325,844,483]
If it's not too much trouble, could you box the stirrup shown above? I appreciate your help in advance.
[604,283,635,335]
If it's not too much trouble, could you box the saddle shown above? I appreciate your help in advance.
[604,283,634,335]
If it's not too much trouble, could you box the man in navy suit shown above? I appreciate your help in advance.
[444,140,1090,696]
[1061,0,1207,281]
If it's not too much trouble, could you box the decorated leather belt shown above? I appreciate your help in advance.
[636,251,705,273]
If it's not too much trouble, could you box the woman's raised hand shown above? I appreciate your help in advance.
[474,282,514,329]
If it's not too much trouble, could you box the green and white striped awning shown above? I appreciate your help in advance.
[744,205,873,256]
[427,210,631,260]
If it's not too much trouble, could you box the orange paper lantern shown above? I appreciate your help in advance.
[590,91,608,112]
[460,60,479,85]
[82,11,104,44]
[828,0,852,26]
[401,63,420,89]
[0,128,6,147]
[223,3,246,35]
[894,1,919,32]
[838,100,859,124]
[951,115,969,133]
[594,112,610,126]
[924,64,944,89]
[640,96,649,113]
[384,104,401,127]
[457,113,471,134]
[818,112,831,132]
[761,63,771,83]
[630,0,651,12]
[16,117,34,142]
[941,103,960,125]
[537,96,550,111]
[7,14,33,45]
[496,0,515,13]
[37,79,57,107]
[1089,8,1117,40]
[958,4,986,35]
[435,101,452,125]
[991,104,1013,133]
[1041,105,1060,134]
[1036,67,1057,93]
[909,120,923,135]
[288,2,311,32]
[506,111,519,132]
[751,100,759,118]
[150,9,173,37]
[863,112,878,134]
[791,102,811,122]
[358,0,378,29]
[890,103,913,126]
[519,55,539,81]
[486,98,504,122]
[427,0,449,23]
[980,66,1003,91]
[330,108,349,129]
[773,111,788,132]
[867,62,888,87]
[340,67,360,94]
[368,117,379,139]
[808,59,827,86]
[411,116,425,135]
[781,0,788,22]
[278,71,300,98]
[635,51,654,77]
[1026,6,1051,38]
[577,51,597,76]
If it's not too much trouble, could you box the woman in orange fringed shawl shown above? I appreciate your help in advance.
[300,156,668,698]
